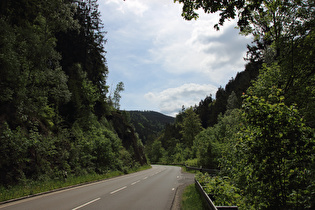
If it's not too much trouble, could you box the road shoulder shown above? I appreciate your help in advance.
[171,169,195,210]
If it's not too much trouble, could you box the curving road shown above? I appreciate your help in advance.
[0,165,193,210]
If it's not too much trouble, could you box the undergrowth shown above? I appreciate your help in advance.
[0,165,151,202]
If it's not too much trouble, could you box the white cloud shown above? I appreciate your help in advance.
[144,83,217,116]
[148,17,249,85]
[100,0,252,115]
[104,0,148,17]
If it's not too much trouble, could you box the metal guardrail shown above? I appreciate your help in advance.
[195,179,218,210]
[195,179,238,210]
[185,165,220,174]
[151,163,238,209]
[151,163,220,174]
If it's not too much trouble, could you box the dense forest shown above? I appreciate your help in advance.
[0,0,147,187]
[146,0,314,209]
[128,111,174,144]
[1,0,314,208]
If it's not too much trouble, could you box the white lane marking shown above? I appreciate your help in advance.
[177,176,179,179]
[110,186,127,194]
[143,176,148,180]
[131,180,140,185]
[172,188,175,191]
[72,198,100,210]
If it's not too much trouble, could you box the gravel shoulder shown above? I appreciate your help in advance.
[171,169,195,210]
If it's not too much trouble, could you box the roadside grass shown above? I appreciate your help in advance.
[0,165,151,202]
[181,183,205,210]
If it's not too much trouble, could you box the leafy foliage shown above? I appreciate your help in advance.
[236,87,315,209]
[111,82,125,110]
[0,0,147,189]
[180,107,203,148]
[196,173,249,209]
[145,1,315,209]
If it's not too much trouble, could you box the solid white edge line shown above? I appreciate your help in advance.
[72,198,100,210]
[110,186,127,194]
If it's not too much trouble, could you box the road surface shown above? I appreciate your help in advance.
[0,165,193,210]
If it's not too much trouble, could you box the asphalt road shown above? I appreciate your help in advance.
[0,165,192,210]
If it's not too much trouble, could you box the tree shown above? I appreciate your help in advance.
[148,140,165,163]
[0,0,73,128]
[194,109,242,169]
[0,0,148,188]
[172,143,184,164]
[175,0,314,72]
[237,87,315,209]
[56,0,110,120]
[180,107,203,147]
[208,87,227,126]
[174,0,314,32]
[195,95,213,128]
[174,0,265,30]
[226,91,240,111]
[175,0,315,128]
[112,82,125,110]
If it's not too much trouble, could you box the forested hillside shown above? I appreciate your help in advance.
[0,0,147,187]
[1,0,314,208]
[128,111,174,144]
[146,0,315,209]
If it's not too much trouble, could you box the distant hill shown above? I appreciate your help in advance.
[127,111,175,144]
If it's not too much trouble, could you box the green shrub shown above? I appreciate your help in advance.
[196,173,251,209]
[185,158,199,167]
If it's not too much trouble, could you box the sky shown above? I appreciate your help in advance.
[99,0,252,117]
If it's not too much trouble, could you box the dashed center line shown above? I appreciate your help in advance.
[131,180,140,185]
[72,198,100,210]
[143,176,148,180]
[110,186,127,194]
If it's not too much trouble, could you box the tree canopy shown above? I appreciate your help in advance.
[0,0,147,187]
[145,1,315,208]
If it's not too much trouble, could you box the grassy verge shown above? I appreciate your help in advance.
[181,183,205,210]
[0,165,151,202]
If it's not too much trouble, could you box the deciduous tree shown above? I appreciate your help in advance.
[237,87,315,209]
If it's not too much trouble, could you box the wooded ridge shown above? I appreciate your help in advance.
[127,111,174,144]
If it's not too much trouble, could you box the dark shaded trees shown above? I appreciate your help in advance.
[195,95,212,128]
[56,0,110,122]
[0,0,147,186]
[0,0,73,130]
[0,0,76,184]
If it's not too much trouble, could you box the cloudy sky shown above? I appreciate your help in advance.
[99,0,252,116]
